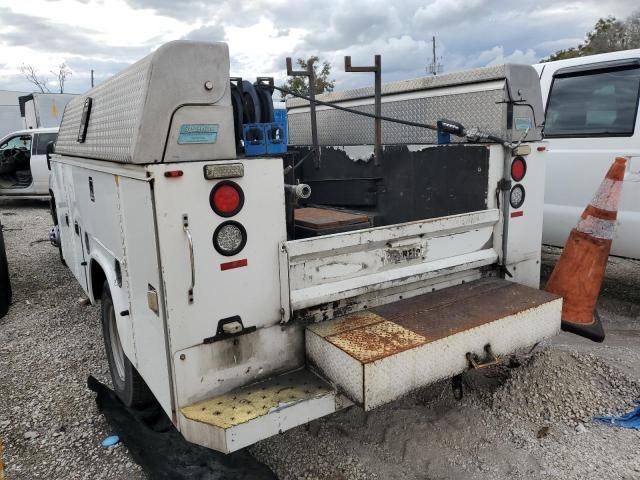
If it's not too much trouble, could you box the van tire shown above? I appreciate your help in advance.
[101,281,153,407]
[0,219,11,318]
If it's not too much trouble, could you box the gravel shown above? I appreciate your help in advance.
[2,199,639,480]
[0,200,144,480]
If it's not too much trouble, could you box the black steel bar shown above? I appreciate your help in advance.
[344,55,382,165]
[286,57,320,168]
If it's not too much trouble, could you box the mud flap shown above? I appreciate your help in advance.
[0,219,11,319]
[87,376,276,480]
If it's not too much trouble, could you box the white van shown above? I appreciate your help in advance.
[534,50,640,259]
[0,127,57,196]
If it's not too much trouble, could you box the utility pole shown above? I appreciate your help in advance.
[91,69,94,88]
[427,36,444,76]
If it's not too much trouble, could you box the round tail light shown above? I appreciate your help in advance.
[213,221,247,256]
[509,184,525,209]
[511,156,527,182]
[210,181,244,217]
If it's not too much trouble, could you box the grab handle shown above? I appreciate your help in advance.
[182,214,195,304]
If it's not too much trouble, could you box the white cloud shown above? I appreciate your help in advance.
[0,0,639,93]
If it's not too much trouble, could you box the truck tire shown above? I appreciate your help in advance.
[0,219,11,318]
[49,196,66,266]
[101,281,153,407]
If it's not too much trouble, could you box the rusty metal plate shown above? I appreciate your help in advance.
[372,277,560,343]
[324,320,427,363]
[294,207,370,229]
[307,311,385,338]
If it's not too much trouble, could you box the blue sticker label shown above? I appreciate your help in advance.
[178,124,218,144]
[514,117,532,131]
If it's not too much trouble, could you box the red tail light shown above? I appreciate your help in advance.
[511,156,527,182]
[210,181,244,217]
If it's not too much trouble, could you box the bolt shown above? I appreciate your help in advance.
[179,354,186,361]
[204,81,213,91]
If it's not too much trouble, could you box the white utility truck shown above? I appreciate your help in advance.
[50,41,562,454]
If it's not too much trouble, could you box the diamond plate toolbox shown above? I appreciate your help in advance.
[286,64,544,146]
[306,278,561,410]
[56,41,235,164]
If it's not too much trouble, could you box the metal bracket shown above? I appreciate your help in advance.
[345,55,382,166]
[466,344,501,369]
[286,57,320,168]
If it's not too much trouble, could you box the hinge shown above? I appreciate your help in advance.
[497,178,512,191]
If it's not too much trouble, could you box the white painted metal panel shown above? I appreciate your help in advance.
[118,176,173,415]
[173,323,304,408]
[152,159,287,355]
[282,209,500,313]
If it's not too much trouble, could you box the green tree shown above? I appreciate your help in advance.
[280,56,335,100]
[542,11,640,62]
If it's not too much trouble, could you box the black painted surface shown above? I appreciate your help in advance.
[295,144,490,226]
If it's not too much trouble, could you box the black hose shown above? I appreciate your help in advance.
[266,84,510,146]
[269,85,439,132]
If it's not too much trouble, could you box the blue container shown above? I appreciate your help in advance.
[242,124,267,156]
[267,109,288,154]
[242,110,288,156]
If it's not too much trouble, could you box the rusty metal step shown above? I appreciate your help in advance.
[306,277,561,410]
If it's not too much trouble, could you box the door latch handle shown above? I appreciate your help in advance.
[625,155,640,183]
[182,214,195,304]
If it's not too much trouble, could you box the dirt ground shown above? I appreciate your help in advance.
[1,198,639,480]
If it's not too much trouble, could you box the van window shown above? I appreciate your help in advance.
[33,132,58,155]
[545,66,640,137]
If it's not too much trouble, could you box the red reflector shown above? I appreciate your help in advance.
[511,157,527,182]
[211,182,243,217]
[220,259,248,271]
[164,170,184,178]
[511,211,524,218]
[537,146,546,152]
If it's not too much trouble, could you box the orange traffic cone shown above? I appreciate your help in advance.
[545,157,627,342]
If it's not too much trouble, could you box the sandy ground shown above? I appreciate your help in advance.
[1,198,639,479]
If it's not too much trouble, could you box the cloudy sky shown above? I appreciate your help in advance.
[0,0,638,94]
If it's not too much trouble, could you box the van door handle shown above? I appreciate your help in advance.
[182,214,195,304]
[625,155,640,183]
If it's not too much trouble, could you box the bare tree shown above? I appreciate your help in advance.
[51,63,72,93]
[20,63,72,93]
[19,65,50,93]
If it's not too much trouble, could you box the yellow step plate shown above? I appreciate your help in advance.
[179,369,344,453]
[306,277,561,410]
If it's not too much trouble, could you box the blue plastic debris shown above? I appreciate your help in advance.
[101,435,120,448]
[593,403,640,430]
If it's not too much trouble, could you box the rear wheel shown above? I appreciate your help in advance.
[101,281,153,406]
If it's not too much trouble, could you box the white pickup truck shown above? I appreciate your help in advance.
[0,127,57,196]
[49,40,561,454]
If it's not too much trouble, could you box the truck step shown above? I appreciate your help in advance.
[179,369,345,453]
[306,277,561,410]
